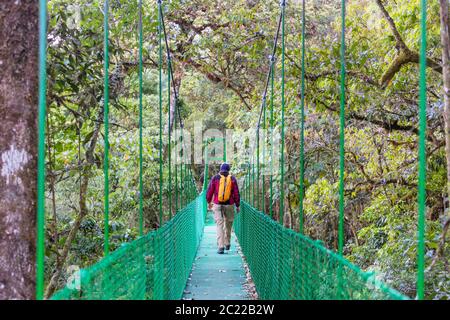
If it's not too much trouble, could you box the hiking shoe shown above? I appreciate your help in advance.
[217,247,225,254]
[225,245,231,251]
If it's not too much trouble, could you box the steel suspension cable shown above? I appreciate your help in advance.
[338,0,346,257]
[255,12,282,212]
[223,137,227,162]
[299,0,306,234]
[37,0,48,301]
[255,22,282,209]
[203,144,210,192]
[244,166,247,201]
[159,0,196,213]
[279,0,286,225]
[252,155,255,206]
[262,96,267,213]
[138,0,144,236]
[257,129,260,210]
[175,105,179,212]
[336,0,347,300]
[159,7,180,113]
[252,7,282,217]
[168,59,173,218]
[160,5,188,146]
[180,135,184,207]
[247,163,251,202]
[256,14,283,130]
[158,0,163,225]
[160,6,193,208]
[103,0,110,256]
[269,61,275,218]
[175,106,187,208]
[417,0,428,301]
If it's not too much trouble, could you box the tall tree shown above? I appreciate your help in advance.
[441,1,450,198]
[0,0,39,299]
[438,0,450,259]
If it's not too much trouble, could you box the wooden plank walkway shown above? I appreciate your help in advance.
[182,212,249,300]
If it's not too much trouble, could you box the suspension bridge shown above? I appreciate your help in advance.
[34,0,431,300]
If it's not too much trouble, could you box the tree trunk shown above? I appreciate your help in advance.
[440,0,450,206]
[0,1,39,299]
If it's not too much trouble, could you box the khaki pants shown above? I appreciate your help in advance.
[212,204,235,249]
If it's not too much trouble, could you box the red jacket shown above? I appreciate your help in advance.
[206,174,240,207]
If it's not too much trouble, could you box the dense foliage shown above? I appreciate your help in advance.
[44,0,449,299]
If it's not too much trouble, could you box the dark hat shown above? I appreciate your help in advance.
[220,163,231,173]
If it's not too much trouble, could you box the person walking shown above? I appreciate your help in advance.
[206,163,241,254]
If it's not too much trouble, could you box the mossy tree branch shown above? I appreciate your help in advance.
[375,0,442,88]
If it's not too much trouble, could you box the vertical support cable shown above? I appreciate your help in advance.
[185,166,189,201]
[244,162,247,201]
[223,137,227,162]
[173,103,178,214]
[244,170,247,201]
[338,0,346,257]
[262,98,267,213]
[175,107,179,213]
[191,168,195,199]
[168,59,172,219]
[279,0,286,225]
[103,0,110,256]
[242,157,245,201]
[184,154,187,206]
[203,143,209,218]
[174,127,178,213]
[158,0,163,226]
[299,0,306,234]
[270,60,275,218]
[247,164,250,201]
[203,143,209,191]
[336,0,347,300]
[180,136,184,207]
[252,158,255,206]
[190,167,192,200]
[138,0,144,236]
[37,0,48,300]
[256,128,260,210]
[184,152,188,203]
[417,0,428,301]
[254,12,281,217]
[156,1,164,298]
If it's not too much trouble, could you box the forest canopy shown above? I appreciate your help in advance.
[37,0,449,299]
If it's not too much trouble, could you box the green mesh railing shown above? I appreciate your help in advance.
[51,194,206,300]
[234,202,409,300]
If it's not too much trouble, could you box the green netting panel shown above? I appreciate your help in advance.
[234,202,409,300]
[51,193,206,300]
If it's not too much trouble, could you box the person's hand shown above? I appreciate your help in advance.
[208,203,213,210]
[236,206,240,213]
